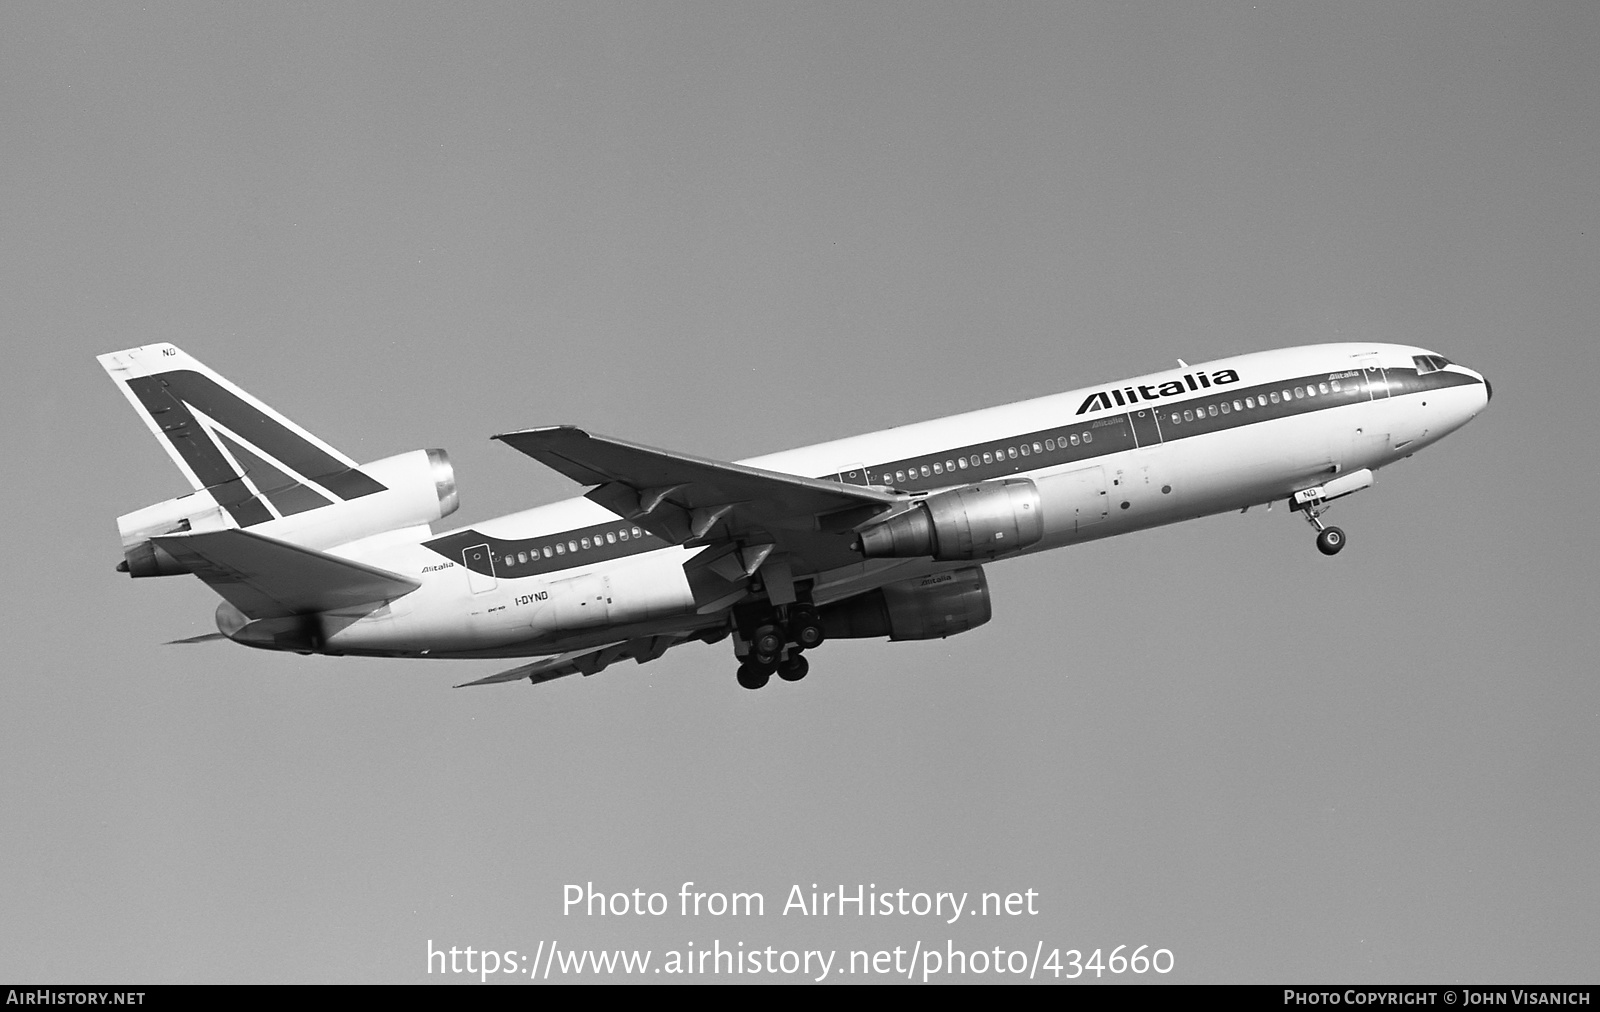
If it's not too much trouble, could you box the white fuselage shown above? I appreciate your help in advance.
[310,343,1489,659]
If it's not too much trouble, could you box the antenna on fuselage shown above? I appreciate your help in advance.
[1176,358,1189,368]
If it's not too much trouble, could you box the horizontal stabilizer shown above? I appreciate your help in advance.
[152,529,420,619]
[165,632,229,645]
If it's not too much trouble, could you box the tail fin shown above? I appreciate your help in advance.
[102,344,458,578]
[98,344,386,530]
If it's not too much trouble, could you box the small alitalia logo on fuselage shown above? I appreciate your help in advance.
[1076,369,1241,415]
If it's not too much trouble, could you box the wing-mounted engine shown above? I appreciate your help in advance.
[118,448,458,577]
[855,479,1042,561]
[820,566,992,641]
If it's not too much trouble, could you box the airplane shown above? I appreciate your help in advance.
[99,341,1490,689]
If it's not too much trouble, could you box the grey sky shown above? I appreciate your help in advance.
[3,3,1597,983]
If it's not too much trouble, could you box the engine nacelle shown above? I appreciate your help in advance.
[856,479,1043,561]
[820,567,992,641]
[118,448,459,577]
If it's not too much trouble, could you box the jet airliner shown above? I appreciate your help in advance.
[100,342,1490,689]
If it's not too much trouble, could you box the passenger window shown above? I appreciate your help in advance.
[1020,444,1030,456]
[1083,432,1092,443]
[1046,438,1056,450]
[606,532,616,544]
[618,529,628,541]
[504,555,515,567]
[555,543,565,555]
[1330,380,1341,392]
[920,464,931,477]
[518,552,528,564]
[957,457,968,469]
[946,459,956,471]
[631,526,642,538]
[933,462,943,474]
[982,452,993,464]
[1233,400,1243,411]
[1069,435,1079,446]
[1294,387,1304,398]
[1032,442,1043,454]
[1270,392,1280,404]
[1220,402,1230,414]
[1008,447,1018,459]
[1318,382,1329,395]
[580,537,590,550]
[1171,413,1181,424]
[1208,405,1218,417]
[1183,409,1193,422]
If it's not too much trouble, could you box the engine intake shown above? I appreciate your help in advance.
[856,479,1043,560]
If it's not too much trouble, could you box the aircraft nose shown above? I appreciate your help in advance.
[1485,376,1492,403]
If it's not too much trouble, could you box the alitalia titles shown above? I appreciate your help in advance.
[1077,368,1241,415]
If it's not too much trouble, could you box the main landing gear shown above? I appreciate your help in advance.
[731,602,825,690]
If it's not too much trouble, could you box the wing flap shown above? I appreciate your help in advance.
[152,529,420,619]
[454,634,685,688]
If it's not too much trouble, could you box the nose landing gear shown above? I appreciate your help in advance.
[1289,469,1373,557]
[1295,495,1346,556]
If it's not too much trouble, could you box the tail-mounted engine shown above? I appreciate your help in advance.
[118,448,459,577]
[856,479,1043,561]
[820,567,992,641]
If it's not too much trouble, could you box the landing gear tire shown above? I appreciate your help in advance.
[1316,526,1346,556]
[736,662,772,690]
[787,607,825,650]
[776,654,810,682]
[752,624,784,662]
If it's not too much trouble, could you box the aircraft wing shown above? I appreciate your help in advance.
[492,426,898,549]
[152,529,421,619]
[454,633,691,688]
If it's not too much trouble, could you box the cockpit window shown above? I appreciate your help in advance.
[1414,354,1453,374]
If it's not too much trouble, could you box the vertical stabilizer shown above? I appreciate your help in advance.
[99,345,472,579]
[98,344,384,532]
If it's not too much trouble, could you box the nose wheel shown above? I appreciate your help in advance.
[1315,526,1346,556]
